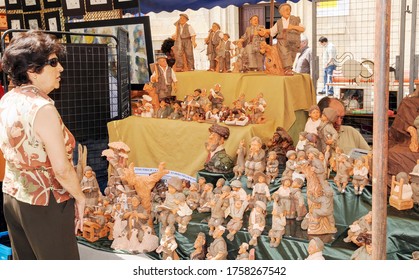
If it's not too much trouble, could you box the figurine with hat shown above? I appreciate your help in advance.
[217,32,235,73]
[317,107,339,153]
[206,225,228,260]
[282,149,297,178]
[205,22,223,71]
[157,176,185,231]
[204,124,234,174]
[172,13,197,72]
[305,105,321,135]
[266,150,280,183]
[150,52,178,101]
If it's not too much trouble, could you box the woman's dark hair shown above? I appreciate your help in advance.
[1,30,65,86]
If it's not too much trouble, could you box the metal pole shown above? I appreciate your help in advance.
[270,0,275,45]
[373,0,390,260]
[312,0,319,91]
[398,0,407,106]
[409,0,417,94]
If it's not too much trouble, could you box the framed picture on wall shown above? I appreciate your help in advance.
[43,0,61,9]
[22,0,41,12]
[24,12,42,30]
[66,16,154,90]
[5,0,22,10]
[6,13,24,30]
[112,0,138,10]
[44,11,62,38]
[62,0,85,16]
[86,0,112,12]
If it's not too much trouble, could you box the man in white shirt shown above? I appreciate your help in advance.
[318,36,337,96]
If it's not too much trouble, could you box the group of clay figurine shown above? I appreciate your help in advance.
[132,83,267,126]
[165,4,304,75]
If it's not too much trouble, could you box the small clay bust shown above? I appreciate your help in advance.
[204,124,234,174]
[305,237,325,260]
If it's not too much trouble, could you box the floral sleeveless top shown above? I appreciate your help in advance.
[0,86,76,206]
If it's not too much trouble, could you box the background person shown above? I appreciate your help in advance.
[317,96,371,155]
[318,36,337,96]
[295,33,312,74]
[0,30,85,260]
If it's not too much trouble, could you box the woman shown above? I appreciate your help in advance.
[0,31,85,259]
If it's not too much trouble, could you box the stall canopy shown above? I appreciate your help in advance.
[139,0,305,14]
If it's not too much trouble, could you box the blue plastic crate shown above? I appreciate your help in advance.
[0,231,12,260]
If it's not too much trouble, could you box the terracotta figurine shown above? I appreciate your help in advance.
[317,107,339,153]
[156,226,179,260]
[206,225,228,260]
[239,15,265,71]
[305,237,325,260]
[248,201,267,246]
[203,124,234,174]
[244,136,266,188]
[205,22,223,72]
[233,139,247,180]
[344,211,372,246]
[81,166,101,207]
[352,158,369,195]
[172,13,197,72]
[150,55,178,100]
[190,232,207,260]
[304,105,321,135]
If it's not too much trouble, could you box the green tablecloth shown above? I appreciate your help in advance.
[78,180,419,260]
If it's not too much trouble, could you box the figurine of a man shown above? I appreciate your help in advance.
[305,237,325,260]
[204,124,234,174]
[239,15,265,71]
[172,13,197,71]
[81,166,101,207]
[150,55,178,100]
[205,22,223,71]
[259,3,305,75]
[206,225,228,260]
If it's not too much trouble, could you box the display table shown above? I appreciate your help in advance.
[108,117,277,177]
[77,181,419,260]
[175,71,316,132]
[108,72,315,176]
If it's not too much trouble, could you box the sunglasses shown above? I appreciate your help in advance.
[44,57,59,67]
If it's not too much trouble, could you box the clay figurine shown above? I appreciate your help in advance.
[248,201,267,246]
[205,22,223,72]
[155,97,173,118]
[350,232,372,260]
[259,41,284,75]
[343,211,372,246]
[244,136,266,188]
[236,243,255,260]
[269,201,286,248]
[304,105,321,135]
[157,176,185,231]
[290,178,308,221]
[226,195,249,241]
[81,166,101,207]
[305,237,325,260]
[233,139,247,180]
[300,162,337,235]
[150,55,178,100]
[352,158,369,195]
[175,194,193,233]
[206,225,228,260]
[265,151,279,183]
[186,182,200,211]
[172,13,197,72]
[197,183,215,213]
[317,107,339,153]
[282,150,297,178]
[406,115,419,152]
[208,84,224,110]
[190,232,207,260]
[229,179,248,202]
[122,161,169,229]
[232,40,249,73]
[208,186,231,236]
[333,154,352,194]
[203,124,234,174]
[295,131,308,152]
[389,172,414,210]
[156,226,179,260]
[251,171,271,205]
[239,14,265,71]
[272,176,292,218]
[216,33,234,73]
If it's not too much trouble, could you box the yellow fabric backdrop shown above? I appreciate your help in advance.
[107,72,316,177]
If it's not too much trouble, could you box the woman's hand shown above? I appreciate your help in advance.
[74,197,86,234]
